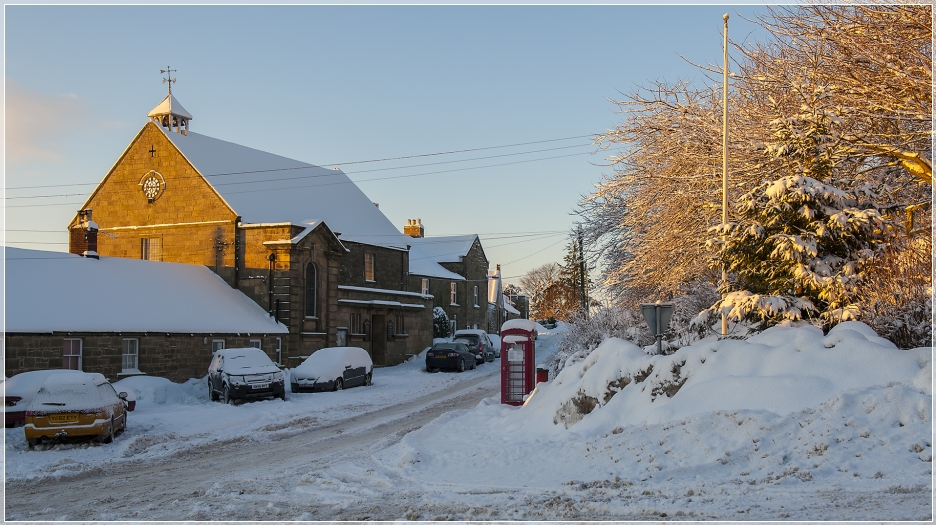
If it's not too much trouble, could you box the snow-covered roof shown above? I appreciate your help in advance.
[407,235,478,264]
[147,94,193,120]
[157,125,466,280]
[161,128,408,249]
[503,298,520,316]
[5,248,287,334]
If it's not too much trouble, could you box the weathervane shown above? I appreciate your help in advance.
[160,67,177,96]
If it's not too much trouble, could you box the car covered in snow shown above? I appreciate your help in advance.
[5,369,87,428]
[208,347,286,404]
[290,346,373,392]
[453,329,495,364]
[426,342,476,373]
[24,372,134,447]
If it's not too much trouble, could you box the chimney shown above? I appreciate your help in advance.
[404,218,425,238]
[71,209,99,259]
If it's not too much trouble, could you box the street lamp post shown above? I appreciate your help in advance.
[721,13,730,338]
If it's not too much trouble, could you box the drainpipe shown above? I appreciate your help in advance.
[268,252,276,316]
[233,216,242,289]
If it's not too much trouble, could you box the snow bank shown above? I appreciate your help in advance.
[113,376,206,407]
[382,322,932,492]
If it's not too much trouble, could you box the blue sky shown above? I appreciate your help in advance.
[5,5,766,286]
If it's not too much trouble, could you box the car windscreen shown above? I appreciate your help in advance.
[224,352,276,372]
[454,335,480,345]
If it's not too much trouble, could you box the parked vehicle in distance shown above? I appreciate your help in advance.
[290,346,373,392]
[453,329,495,363]
[5,369,85,428]
[24,372,133,447]
[488,333,502,358]
[426,342,476,373]
[208,347,286,404]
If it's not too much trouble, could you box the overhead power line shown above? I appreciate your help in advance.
[6,134,593,192]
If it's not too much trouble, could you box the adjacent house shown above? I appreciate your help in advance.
[4,248,288,382]
[403,220,490,332]
[64,91,479,367]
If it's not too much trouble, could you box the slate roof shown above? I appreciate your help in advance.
[159,126,464,281]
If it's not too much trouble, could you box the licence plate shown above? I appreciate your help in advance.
[49,414,79,423]
[251,383,270,390]
[436,355,446,358]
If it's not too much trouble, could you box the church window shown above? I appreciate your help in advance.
[141,237,162,261]
[62,339,82,370]
[421,278,429,295]
[122,339,139,373]
[364,253,375,282]
[305,262,318,318]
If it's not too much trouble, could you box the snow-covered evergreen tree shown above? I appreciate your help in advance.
[705,102,896,328]
[432,306,450,339]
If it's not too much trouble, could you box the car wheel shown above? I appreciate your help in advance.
[208,381,215,402]
[118,412,128,435]
[365,373,372,386]
[457,360,465,373]
[102,417,115,444]
[223,384,232,405]
[334,378,344,391]
[278,391,287,401]
[27,438,38,449]
[426,366,435,373]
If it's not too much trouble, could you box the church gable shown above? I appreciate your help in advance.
[73,121,236,230]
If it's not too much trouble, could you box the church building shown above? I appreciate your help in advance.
[67,88,475,367]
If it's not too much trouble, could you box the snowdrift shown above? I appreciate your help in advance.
[385,322,932,492]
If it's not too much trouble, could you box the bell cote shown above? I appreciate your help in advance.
[147,67,192,134]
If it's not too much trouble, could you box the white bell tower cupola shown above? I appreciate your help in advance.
[147,66,192,135]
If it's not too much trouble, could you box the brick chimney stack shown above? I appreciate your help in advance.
[69,209,99,259]
[404,218,425,238]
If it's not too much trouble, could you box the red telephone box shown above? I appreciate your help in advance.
[500,319,538,406]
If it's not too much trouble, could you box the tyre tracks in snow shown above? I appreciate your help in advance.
[5,371,500,521]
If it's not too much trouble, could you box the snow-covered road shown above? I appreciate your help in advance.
[4,325,932,521]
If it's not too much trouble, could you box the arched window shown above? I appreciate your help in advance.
[305,262,317,317]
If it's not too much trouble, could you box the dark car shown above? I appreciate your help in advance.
[453,330,495,364]
[208,347,286,404]
[290,346,373,393]
[426,343,476,373]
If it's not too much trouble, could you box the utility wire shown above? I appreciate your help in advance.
[6,135,593,191]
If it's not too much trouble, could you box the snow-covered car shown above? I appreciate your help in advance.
[208,347,286,404]
[426,342,476,373]
[290,346,373,392]
[453,329,495,364]
[487,333,501,358]
[5,369,86,428]
[24,372,133,447]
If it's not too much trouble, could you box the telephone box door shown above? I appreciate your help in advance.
[501,328,535,405]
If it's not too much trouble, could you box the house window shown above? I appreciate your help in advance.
[275,337,282,364]
[62,339,82,370]
[450,282,457,305]
[141,237,162,261]
[249,339,262,349]
[336,328,348,347]
[351,313,363,334]
[212,340,225,353]
[122,339,139,373]
[364,253,375,281]
[396,314,406,335]
[305,262,318,318]
[473,286,479,307]
[421,278,429,296]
